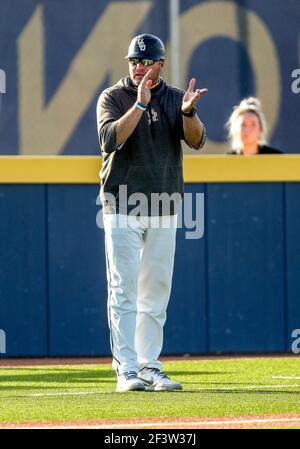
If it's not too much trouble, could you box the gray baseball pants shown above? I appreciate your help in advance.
[103,213,177,375]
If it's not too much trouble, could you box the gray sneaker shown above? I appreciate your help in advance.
[116,371,145,392]
[138,367,182,391]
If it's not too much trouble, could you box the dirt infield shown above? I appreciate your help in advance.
[1,414,300,429]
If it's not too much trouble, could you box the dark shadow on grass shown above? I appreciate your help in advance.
[0,369,230,386]
[0,369,115,386]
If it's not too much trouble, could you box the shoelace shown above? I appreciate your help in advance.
[122,371,138,380]
[147,368,169,380]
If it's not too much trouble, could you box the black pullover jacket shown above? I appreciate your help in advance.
[97,76,205,215]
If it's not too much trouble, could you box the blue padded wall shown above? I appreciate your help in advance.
[0,185,47,356]
[164,184,207,354]
[47,185,110,356]
[285,184,300,352]
[1,182,298,357]
[206,183,285,352]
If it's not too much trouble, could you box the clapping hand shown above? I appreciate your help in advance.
[182,78,208,114]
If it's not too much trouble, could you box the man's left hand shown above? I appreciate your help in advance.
[182,78,208,114]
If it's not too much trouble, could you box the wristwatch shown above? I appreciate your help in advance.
[181,107,196,117]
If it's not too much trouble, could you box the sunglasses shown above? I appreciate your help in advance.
[129,58,155,66]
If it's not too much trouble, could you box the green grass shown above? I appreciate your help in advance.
[0,357,299,423]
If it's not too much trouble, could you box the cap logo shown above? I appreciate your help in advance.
[137,38,146,51]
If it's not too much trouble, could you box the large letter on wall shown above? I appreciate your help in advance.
[179,1,281,154]
[17,2,151,155]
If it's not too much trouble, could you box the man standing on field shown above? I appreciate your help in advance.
[97,34,207,392]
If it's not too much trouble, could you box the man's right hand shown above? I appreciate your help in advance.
[137,69,153,105]
[115,69,153,147]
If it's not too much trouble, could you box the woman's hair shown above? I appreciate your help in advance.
[225,97,268,153]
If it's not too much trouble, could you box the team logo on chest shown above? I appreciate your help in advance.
[147,108,159,125]
[137,38,146,51]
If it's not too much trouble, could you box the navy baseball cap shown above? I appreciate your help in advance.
[125,34,165,60]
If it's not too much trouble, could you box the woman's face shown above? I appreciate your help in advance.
[240,112,262,148]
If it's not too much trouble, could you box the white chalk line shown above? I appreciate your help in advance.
[2,383,299,399]
[32,384,300,395]
[26,391,99,397]
[272,376,300,380]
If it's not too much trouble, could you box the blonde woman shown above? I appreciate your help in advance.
[226,97,281,154]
